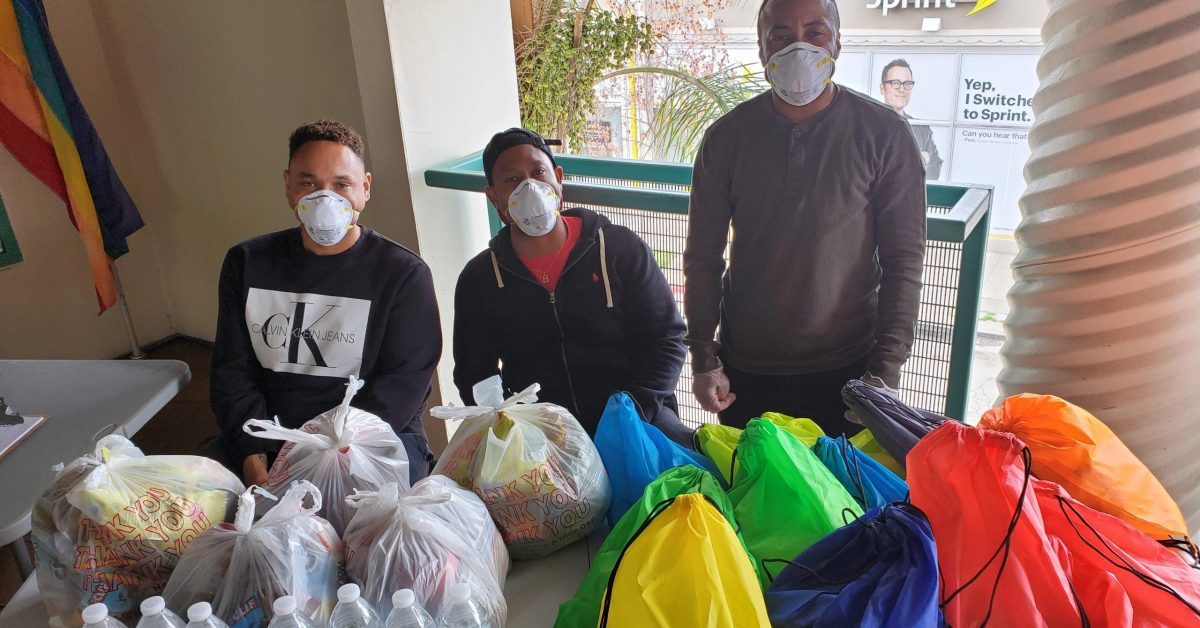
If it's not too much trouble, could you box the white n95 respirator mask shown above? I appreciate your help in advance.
[507,179,560,237]
[765,42,835,107]
[296,190,355,247]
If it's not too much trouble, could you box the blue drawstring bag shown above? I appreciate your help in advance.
[764,503,942,628]
[812,436,908,511]
[594,392,717,526]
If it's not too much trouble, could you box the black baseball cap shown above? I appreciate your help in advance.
[482,127,560,185]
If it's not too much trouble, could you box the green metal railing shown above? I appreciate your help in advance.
[427,151,991,425]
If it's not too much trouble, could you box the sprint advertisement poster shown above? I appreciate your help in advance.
[851,51,1039,232]
[950,54,1039,232]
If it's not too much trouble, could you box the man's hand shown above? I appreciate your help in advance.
[242,453,269,487]
[921,150,931,165]
[693,368,736,413]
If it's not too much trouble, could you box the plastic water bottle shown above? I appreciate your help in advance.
[330,583,381,628]
[82,603,129,628]
[184,602,229,628]
[267,596,315,628]
[136,597,185,628]
[385,589,434,628]
[435,584,489,628]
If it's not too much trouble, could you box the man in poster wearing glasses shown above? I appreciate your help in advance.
[881,58,943,180]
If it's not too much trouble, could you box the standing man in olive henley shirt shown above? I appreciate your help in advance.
[684,0,926,434]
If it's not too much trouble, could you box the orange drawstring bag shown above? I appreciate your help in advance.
[980,394,1193,554]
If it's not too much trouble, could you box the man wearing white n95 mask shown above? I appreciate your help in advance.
[209,120,441,486]
[452,128,693,445]
[684,0,926,435]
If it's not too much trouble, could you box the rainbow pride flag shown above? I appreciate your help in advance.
[0,0,143,313]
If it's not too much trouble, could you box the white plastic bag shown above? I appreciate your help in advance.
[343,480,507,622]
[243,376,409,534]
[431,376,611,559]
[32,435,243,626]
[161,481,340,628]
[379,475,508,586]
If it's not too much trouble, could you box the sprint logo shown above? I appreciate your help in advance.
[866,0,996,17]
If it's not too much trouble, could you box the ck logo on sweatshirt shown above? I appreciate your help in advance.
[245,288,370,377]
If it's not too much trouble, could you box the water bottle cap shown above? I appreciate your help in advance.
[187,601,213,622]
[81,603,109,625]
[392,589,416,609]
[140,596,167,616]
[337,583,361,603]
[447,583,471,604]
[272,595,297,616]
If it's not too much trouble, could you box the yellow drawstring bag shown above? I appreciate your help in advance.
[597,492,770,628]
[760,412,826,445]
[849,429,906,479]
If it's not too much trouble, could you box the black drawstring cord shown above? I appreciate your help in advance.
[1056,494,1200,618]
[763,509,884,586]
[598,496,676,627]
[1160,537,1200,569]
[940,447,1034,627]
[728,447,738,485]
[597,493,730,627]
[840,437,870,507]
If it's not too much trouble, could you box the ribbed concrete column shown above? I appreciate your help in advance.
[1000,0,1200,533]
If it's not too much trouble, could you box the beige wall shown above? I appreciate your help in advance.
[85,0,372,342]
[1,0,377,356]
[719,0,1047,31]
[0,2,520,445]
[0,1,174,359]
[0,151,175,359]
[377,0,521,414]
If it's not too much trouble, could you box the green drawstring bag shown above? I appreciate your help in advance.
[554,465,766,628]
[760,413,826,446]
[728,419,863,579]
[695,414,826,485]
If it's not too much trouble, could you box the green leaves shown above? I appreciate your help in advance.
[636,64,768,162]
[518,0,658,149]
[517,2,766,163]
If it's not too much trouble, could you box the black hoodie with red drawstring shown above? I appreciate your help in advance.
[452,207,692,443]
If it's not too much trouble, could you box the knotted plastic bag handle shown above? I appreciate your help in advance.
[243,415,335,450]
[429,375,541,421]
[234,484,279,534]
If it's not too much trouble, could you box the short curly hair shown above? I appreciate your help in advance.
[288,119,365,163]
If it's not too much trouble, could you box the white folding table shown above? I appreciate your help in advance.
[0,360,601,626]
[0,360,192,577]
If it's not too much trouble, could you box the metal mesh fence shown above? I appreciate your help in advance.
[566,173,963,428]
[903,202,959,415]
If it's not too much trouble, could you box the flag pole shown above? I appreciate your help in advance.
[108,258,145,359]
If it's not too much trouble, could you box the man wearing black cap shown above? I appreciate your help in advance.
[451,128,693,444]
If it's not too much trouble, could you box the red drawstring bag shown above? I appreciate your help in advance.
[908,421,1086,627]
[1035,478,1200,627]
[980,393,1192,554]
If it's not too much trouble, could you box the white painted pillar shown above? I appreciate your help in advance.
[344,0,521,453]
[1000,0,1200,532]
